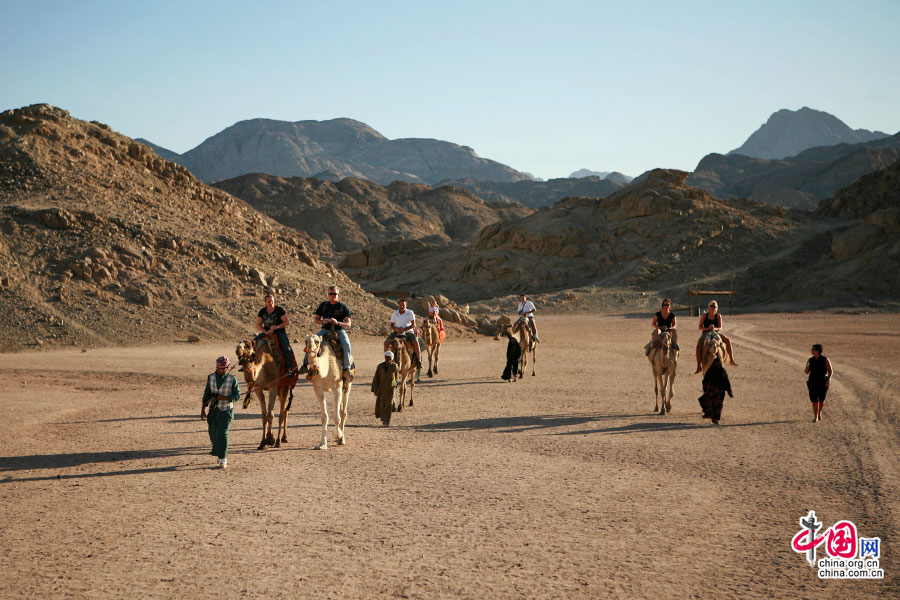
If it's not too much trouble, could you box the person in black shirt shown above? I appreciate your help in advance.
[308,285,353,379]
[805,343,834,422]
[646,298,679,356]
[254,293,297,372]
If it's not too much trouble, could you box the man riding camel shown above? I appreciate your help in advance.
[300,285,353,380]
[517,293,541,342]
[384,299,422,369]
[645,298,679,356]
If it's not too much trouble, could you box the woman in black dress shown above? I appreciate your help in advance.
[805,343,834,423]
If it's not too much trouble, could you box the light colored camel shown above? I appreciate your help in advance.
[648,328,678,414]
[304,333,353,450]
[699,331,728,376]
[513,317,537,377]
[390,337,416,411]
[422,315,442,377]
[235,338,292,450]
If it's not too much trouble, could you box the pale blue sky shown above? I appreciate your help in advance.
[2,0,898,178]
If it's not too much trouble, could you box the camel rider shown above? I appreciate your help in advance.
[385,299,423,369]
[517,294,541,342]
[646,298,679,356]
[254,293,297,373]
[301,285,353,380]
[694,300,738,374]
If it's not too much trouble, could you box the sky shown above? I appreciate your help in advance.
[2,0,899,179]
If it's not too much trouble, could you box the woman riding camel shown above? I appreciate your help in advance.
[646,298,679,356]
[694,300,737,374]
[517,293,541,342]
[428,299,444,332]
[254,292,297,374]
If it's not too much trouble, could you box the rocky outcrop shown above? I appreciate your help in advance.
[215,173,532,258]
[437,176,626,209]
[144,117,531,186]
[729,107,889,160]
[342,169,812,301]
[0,104,389,350]
[688,133,900,210]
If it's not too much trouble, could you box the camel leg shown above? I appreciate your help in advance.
[333,387,343,443]
[531,348,536,376]
[266,390,278,447]
[666,373,674,413]
[434,344,439,374]
[426,345,433,377]
[275,390,288,447]
[315,388,328,450]
[408,376,415,408]
[336,382,351,445]
[653,373,660,413]
[256,392,269,450]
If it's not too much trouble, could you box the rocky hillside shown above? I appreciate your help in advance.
[729,107,889,160]
[0,104,392,351]
[213,173,532,259]
[437,176,626,209]
[688,132,900,210]
[145,117,531,186]
[341,170,815,302]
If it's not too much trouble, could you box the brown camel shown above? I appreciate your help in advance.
[698,331,728,376]
[235,337,292,450]
[512,316,537,377]
[303,333,353,450]
[390,337,416,411]
[422,314,442,377]
[648,328,678,414]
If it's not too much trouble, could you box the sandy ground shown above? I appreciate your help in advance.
[1,313,898,599]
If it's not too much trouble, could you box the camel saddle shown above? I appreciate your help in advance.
[323,331,355,372]
[262,333,298,389]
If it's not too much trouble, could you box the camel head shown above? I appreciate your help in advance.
[304,334,323,356]
[235,340,256,365]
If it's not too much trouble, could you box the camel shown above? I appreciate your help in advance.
[699,331,728,376]
[512,316,537,377]
[235,337,292,450]
[422,314,442,377]
[648,328,678,414]
[304,333,353,450]
[390,337,416,411]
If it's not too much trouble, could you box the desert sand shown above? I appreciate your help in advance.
[1,313,898,598]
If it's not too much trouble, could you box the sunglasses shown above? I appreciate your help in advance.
[328,292,339,296]
[662,303,670,306]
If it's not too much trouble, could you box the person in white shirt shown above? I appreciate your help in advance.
[517,293,541,342]
[384,299,423,368]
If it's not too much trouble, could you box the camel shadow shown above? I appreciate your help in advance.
[416,413,648,434]
[557,418,796,435]
[417,414,795,435]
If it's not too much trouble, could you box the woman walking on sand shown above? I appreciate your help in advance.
[698,357,733,425]
[805,344,833,423]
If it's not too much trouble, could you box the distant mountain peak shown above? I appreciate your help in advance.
[729,107,889,160]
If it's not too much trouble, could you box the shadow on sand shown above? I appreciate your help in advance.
[416,413,794,435]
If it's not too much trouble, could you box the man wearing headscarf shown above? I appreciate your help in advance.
[201,356,241,468]
[371,350,399,426]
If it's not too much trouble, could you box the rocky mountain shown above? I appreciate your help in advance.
[436,176,626,209]
[141,117,531,186]
[569,169,633,184]
[0,104,391,351]
[213,173,532,258]
[729,107,889,160]
[687,132,900,210]
[341,170,814,300]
